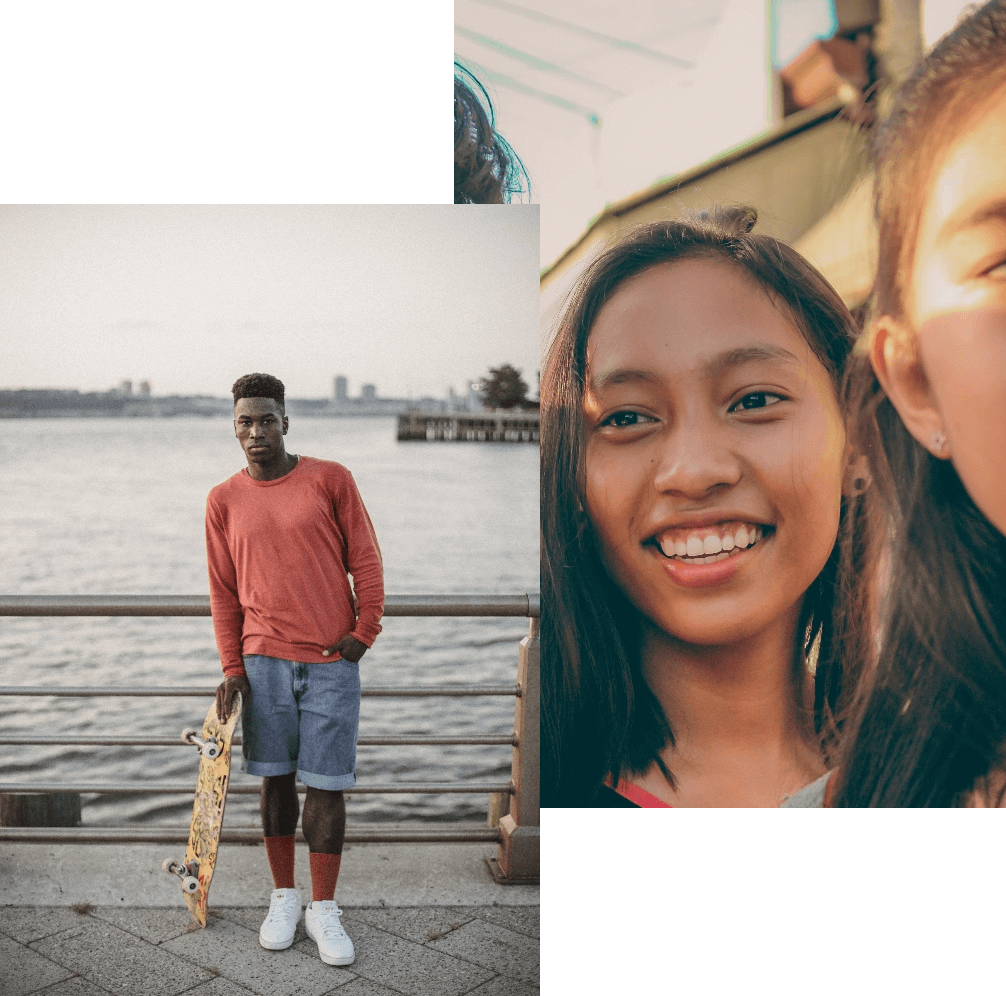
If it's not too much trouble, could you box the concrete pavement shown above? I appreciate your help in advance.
[0,842,539,996]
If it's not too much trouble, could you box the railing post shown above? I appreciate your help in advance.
[490,616,539,883]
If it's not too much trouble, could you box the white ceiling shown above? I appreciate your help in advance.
[455,0,849,265]
[455,0,725,127]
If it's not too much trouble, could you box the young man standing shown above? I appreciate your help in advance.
[207,372,384,967]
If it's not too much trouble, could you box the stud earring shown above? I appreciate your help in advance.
[846,473,870,497]
[931,430,947,455]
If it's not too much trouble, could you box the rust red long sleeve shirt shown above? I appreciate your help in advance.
[205,456,384,677]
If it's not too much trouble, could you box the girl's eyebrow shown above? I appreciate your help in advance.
[590,342,800,392]
[938,198,1006,242]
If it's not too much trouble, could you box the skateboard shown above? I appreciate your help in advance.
[162,692,241,927]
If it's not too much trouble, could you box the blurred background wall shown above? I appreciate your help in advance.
[455,0,978,346]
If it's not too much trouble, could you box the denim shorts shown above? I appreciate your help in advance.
[240,654,361,790]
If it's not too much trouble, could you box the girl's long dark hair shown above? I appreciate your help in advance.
[831,0,1006,807]
[541,206,874,806]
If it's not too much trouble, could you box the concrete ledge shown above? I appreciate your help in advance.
[0,841,540,908]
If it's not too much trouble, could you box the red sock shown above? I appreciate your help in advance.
[264,835,296,890]
[310,852,342,903]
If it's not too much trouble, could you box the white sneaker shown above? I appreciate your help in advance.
[305,900,355,965]
[259,888,302,950]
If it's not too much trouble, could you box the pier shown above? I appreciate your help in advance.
[396,411,539,443]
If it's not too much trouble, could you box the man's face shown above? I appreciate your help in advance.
[234,396,288,465]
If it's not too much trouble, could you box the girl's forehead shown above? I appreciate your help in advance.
[586,259,814,377]
[919,89,1006,241]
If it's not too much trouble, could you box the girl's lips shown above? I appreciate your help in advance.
[655,531,768,588]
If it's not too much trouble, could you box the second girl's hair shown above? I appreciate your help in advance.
[872,0,1006,322]
[454,64,530,205]
[541,206,873,806]
[831,0,1006,808]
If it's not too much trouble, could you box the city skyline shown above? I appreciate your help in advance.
[5,367,536,403]
[0,205,539,399]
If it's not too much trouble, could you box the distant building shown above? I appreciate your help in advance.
[361,383,376,403]
[118,379,133,397]
[466,380,485,412]
[138,380,151,397]
[0,388,126,417]
[446,383,488,413]
[333,375,348,403]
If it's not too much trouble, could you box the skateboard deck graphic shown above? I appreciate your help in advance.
[162,693,241,927]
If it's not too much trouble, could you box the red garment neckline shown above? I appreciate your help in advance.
[613,778,673,808]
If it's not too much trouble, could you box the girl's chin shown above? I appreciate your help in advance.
[642,611,766,649]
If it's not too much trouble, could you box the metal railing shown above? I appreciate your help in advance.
[0,593,540,880]
[0,593,539,617]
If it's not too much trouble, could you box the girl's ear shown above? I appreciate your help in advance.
[870,316,952,460]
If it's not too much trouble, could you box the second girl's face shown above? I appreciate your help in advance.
[909,85,1006,536]
[583,259,846,647]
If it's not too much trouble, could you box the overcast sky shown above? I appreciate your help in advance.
[0,205,539,400]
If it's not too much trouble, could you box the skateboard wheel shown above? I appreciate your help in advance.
[200,742,221,759]
[162,858,177,874]
[181,728,199,744]
[181,876,199,894]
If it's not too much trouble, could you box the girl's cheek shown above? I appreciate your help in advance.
[802,378,846,472]
[758,414,843,499]
[585,462,626,548]
[919,308,1006,535]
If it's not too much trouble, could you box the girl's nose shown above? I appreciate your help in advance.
[651,423,742,499]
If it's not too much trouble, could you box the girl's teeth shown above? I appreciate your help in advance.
[656,523,769,561]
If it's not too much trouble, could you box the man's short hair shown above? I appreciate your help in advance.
[232,373,285,410]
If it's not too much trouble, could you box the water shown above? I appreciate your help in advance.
[0,416,539,826]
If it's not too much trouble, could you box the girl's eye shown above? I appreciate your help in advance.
[730,392,784,412]
[602,410,654,428]
[986,259,1006,280]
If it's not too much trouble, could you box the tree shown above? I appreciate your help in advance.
[479,364,528,410]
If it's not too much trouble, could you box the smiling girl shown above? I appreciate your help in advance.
[830,0,1006,808]
[542,207,876,807]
